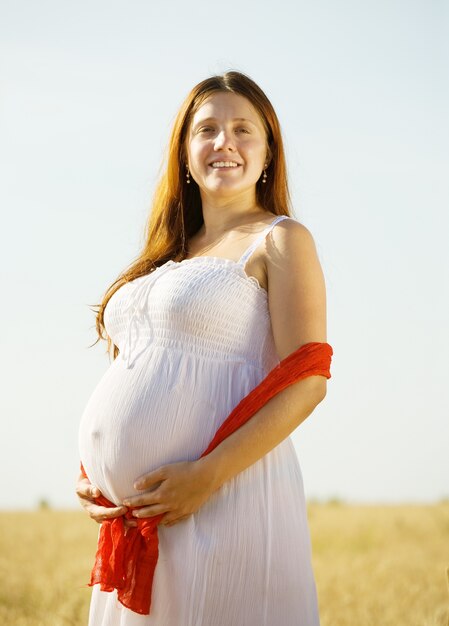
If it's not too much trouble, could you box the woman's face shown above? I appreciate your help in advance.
[185,91,269,199]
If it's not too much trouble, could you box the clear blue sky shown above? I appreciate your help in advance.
[1,0,447,508]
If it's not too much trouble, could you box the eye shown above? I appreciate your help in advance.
[236,127,250,134]
[198,126,214,133]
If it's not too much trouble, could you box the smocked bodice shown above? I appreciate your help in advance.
[104,215,291,372]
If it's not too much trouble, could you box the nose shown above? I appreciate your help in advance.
[214,128,236,151]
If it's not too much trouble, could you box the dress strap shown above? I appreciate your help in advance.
[237,215,291,267]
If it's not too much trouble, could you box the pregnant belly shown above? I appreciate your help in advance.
[78,348,217,505]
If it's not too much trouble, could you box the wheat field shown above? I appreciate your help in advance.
[1,503,448,626]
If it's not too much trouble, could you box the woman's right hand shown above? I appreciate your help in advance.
[76,472,137,528]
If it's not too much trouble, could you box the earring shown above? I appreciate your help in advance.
[186,166,191,184]
[262,163,268,184]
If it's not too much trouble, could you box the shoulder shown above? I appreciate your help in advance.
[266,216,325,309]
[264,216,327,359]
[265,216,318,271]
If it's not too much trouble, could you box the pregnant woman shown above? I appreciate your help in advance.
[77,70,331,626]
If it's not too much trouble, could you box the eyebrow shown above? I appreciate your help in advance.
[192,117,257,128]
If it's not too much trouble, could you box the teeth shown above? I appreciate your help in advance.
[211,161,239,168]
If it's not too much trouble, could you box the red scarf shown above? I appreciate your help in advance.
[80,341,333,614]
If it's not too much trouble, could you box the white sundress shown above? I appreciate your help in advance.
[78,214,320,626]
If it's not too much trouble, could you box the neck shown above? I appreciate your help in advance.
[198,189,267,240]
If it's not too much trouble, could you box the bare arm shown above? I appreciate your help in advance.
[197,219,328,490]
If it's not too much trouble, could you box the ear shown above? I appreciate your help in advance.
[181,146,189,168]
[265,146,273,167]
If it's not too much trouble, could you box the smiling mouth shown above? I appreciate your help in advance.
[209,161,241,169]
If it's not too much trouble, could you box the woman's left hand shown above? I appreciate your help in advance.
[122,459,215,527]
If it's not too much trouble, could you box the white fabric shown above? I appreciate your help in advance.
[78,214,320,626]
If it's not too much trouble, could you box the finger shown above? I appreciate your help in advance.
[132,504,170,518]
[134,468,167,490]
[88,485,101,498]
[123,519,138,529]
[76,481,101,499]
[163,514,190,527]
[99,505,128,519]
[77,493,99,508]
[76,489,101,507]
[123,492,160,507]
[86,503,128,522]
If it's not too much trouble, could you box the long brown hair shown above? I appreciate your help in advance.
[90,70,292,359]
